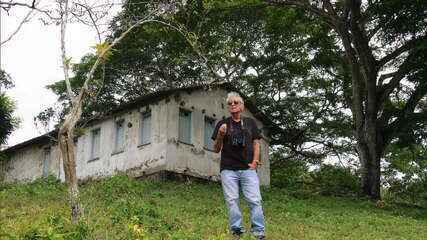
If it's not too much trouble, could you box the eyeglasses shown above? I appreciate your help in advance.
[227,100,241,106]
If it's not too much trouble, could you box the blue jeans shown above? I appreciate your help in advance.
[220,169,265,236]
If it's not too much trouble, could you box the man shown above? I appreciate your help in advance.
[211,92,266,239]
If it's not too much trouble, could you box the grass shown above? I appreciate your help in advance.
[0,175,426,239]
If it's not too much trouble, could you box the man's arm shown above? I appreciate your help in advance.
[248,139,260,169]
[213,123,227,153]
[213,134,224,153]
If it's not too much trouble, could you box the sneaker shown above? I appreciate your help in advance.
[231,228,244,238]
[252,231,265,240]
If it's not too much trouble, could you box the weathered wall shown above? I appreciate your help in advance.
[1,146,42,182]
[73,101,168,181]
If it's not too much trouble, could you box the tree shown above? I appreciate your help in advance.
[0,70,18,147]
[266,0,427,199]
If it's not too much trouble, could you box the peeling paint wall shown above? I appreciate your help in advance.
[2,88,270,185]
[73,100,168,182]
[1,144,56,182]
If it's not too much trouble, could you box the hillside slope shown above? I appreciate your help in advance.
[0,176,426,239]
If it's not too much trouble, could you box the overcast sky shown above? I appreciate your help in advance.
[1,2,118,146]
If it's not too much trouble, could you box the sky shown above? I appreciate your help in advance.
[1,2,117,147]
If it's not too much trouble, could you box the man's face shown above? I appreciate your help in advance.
[227,97,244,114]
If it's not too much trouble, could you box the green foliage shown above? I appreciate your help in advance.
[0,70,19,146]
[0,69,14,90]
[383,145,427,207]
[386,177,427,209]
[309,165,361,197]
[270,149,309,189]
[0,93,19,146]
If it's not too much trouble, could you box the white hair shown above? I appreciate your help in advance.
[226,92,244,104]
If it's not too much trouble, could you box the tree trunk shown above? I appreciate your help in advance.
[58,123,82,224]
[357,139,381,200]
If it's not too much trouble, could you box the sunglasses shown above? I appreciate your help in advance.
[227,100,241,106]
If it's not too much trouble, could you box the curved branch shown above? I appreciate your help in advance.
[378,35,427,68]
[384,82,427,144]
[0,4,35,46]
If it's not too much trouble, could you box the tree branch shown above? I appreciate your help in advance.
[74,2,103,43]
[265,0,339,27]
[378,35,427,68]
[377,55,414,108]
[60,0,74,102]
[0,4,35,46]
[0,0,35,9]
[384,82,427,143]
[0,0,57,20]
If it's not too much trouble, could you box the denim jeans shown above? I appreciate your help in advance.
[220,169,265,236]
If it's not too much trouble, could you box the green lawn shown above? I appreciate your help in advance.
[0,175,426,239]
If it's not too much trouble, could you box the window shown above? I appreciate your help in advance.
[139,111,151,145]
[114,119,125,152]
[42,147,50,177]
[204,117,216,150]
[90,128,101,160]
[178,109,192,144]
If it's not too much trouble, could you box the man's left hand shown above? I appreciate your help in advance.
[248,161,258,169]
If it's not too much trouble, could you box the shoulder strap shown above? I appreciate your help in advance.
[225,117,232,135]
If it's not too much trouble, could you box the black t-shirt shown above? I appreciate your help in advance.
[211,117,262,171]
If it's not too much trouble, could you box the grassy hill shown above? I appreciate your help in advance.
[0,175,426,239]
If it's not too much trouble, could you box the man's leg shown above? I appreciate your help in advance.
[221,170,244,234]
[241,169,265,237]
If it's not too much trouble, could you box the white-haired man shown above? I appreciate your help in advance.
[211,92,266,239]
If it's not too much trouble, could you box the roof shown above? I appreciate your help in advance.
[2,83,270,154]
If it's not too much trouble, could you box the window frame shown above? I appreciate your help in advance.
[139,110,152,146]
[113,119,125,154]
[42,147,51,178]
[203,116,216,151]
[89,127,101,161]
[178,108,193,145]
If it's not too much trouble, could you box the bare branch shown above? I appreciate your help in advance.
[74,2,102,42]
[0,0,36,9]
[0,4,35,46]
[59,0,74,102]
[0,0,57,20]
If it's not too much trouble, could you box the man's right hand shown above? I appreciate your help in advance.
[218,123,227,137]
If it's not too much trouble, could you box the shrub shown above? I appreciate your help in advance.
[270,150,309,189]
[310,164,360,196]
[385,174,427,208]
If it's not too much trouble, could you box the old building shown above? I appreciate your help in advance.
[0,84,270,185]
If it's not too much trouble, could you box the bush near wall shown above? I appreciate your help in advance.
[309,164,361,197]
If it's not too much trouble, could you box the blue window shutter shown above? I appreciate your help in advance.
[140,112,151,145]
[91,128,101,159]
[115,120,125,151]
[204,117,215,150]
[179,109,192,144]
[42,148,50,177]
